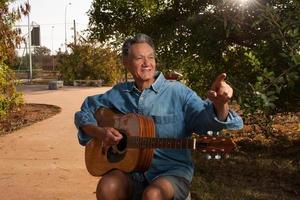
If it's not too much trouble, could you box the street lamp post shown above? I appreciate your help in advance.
[51,25,54,70]
[27,0,32,82]
[64,2,71,52]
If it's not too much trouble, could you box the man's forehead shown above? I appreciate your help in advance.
[129,43,155,55]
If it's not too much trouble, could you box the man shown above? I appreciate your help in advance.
[75,33,243,200]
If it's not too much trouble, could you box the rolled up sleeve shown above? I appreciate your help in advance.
[184,90,243,134]
[74,111,96,146]
[212,108,244,130]
[74,94,105,146]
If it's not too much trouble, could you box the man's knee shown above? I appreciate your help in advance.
[143,185,165,200]
[97,176,119,195]
[96,170,131,200]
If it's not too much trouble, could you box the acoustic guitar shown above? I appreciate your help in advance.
[85,108,235,177]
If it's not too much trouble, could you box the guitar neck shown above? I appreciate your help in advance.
[127,137,204,150]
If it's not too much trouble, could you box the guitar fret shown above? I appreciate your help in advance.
[143,138,146,148]
[148,138,152,148]
[146,138,149,148]
[142,138,145,148]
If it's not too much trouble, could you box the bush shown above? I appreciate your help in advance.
[57,43,123,85]
[0,63,23,118]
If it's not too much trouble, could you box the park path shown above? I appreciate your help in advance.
[0,85,111,200]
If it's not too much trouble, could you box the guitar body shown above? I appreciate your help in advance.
[85,108,155,176]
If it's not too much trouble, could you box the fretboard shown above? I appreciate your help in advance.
[127,136,206,150]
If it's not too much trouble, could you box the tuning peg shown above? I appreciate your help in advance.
[207,131,220,136]
[206,154,212,160]
[207,131,213,136]
[214,154,221,160]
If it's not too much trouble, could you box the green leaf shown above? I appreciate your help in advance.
[292,54,300,65]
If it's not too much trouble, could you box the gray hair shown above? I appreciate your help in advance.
[122,33,155,59]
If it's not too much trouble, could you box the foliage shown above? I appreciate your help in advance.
[0,0,28,117]
[32,46,51,69]
[88,0,300,114]
[227,1,300,114]
[190,111,300,199]
[12,46,54,71]
[57,42,123,85]
[0,63,23,117]
[33,46,51,56]
[0,0,29,63]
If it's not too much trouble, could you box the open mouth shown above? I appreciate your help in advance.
[141,68,152,72]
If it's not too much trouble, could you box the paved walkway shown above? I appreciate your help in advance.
[0,85,111,200]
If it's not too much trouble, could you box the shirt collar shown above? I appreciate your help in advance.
[151,71,166,93]
[124,71,166,93]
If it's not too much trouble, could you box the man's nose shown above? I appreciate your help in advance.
[142,58,150,66]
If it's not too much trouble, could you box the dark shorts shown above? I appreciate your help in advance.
[129,172,190,200]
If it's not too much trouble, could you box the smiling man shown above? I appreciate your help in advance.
[123,41,156,90]
[74,33,243,200]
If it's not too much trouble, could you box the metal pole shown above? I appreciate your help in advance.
[73,19,76,45]
[51,26,54,70]
[28,0,32,82]
[64,2,71,52]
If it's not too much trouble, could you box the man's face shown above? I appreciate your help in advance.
[124,42,156,85]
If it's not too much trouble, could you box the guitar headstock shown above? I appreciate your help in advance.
[193,132,235,157]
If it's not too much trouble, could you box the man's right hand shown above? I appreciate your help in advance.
[81,125,123,148]
[100,127,123,148]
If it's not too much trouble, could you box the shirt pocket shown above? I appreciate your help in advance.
[151,114,184,138]
[151,114,177,124]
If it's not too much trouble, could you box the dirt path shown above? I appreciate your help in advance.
[0,85,111,200]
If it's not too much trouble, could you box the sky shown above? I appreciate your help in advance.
[14,0,93,55]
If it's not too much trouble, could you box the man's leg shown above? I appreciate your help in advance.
[142,176,190,200]
[96,170,133,200]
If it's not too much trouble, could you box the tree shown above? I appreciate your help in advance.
[34,46,51,56]
[0,0,28,117]
[0,0,29,63]
[88,0,300,114]
[57,42,123,85]
[33,46,51,69]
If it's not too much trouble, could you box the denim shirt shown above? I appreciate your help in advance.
[74,72,243,183]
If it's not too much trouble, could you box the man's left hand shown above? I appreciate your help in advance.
[207,73,232,105]
[207,73,232,121]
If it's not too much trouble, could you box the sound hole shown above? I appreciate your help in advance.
[117,132,127,152]
[107,132,127,163]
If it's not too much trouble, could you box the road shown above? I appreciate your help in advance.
[0,85,111,200]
